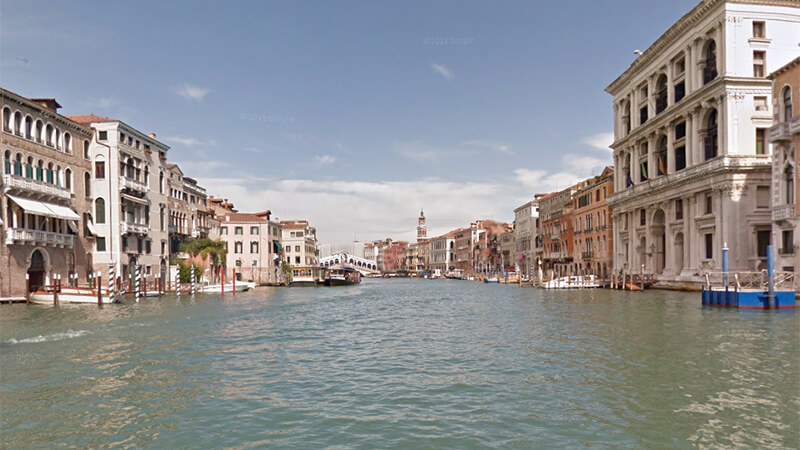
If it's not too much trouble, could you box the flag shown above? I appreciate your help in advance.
[626,171,633,187]
[658,156,666,175]
[273,240,282,253]
[640,161,648,179]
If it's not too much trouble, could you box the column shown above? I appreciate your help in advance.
[632,145,640,183]
[666,124,675,174]
[683,195,692,275]
[686,44,694,95]
[719,94,729,156]
[686,111,695,168]
[647,134,656,181]
[666,62,674,107]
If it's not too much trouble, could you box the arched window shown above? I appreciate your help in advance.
[783,86,793,122]
[13,111,22,136]
[25,156,33,179]
[144,166,149,185]
[785,165,794,205]
[656,75,668,114]
[13,153,22,176]
[83,140,90,159]
[56,165,61,187]
[2,107,10,132]
[24,116,33,139]
[55,129,61,150]
[126,157,135,179]
[3,150,10,174]
[45,124,54,147]
[159,171,164,193]
[46,162,54,184]
[704,109,718,160]
[64,133,72,153]
[657,136,667,176]
[36,160,43,181]
[65,168,72,192]
[84,172,91,197]
[95,198,106,224]
[703,40,717,84]
[35,120,44,143]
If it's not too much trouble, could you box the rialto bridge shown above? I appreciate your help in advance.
[319,252,380,276]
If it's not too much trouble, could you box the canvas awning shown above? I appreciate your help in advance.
[7,194,80,221]
[86,221,98,236]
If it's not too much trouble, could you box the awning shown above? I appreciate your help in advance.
[121,192,149,205]
[67,221,78,233]
[86,221,98,236]
[7,194,80,221]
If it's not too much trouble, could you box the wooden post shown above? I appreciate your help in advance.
[53,274,59,306]
[221,268,225,297]
[640,264,645,291]
[25,273,30,304]
[97,273,102,305]
[232,268,236,295]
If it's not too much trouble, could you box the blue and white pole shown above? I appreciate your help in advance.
[767,244,775,308]
[108,263,115,303]
[190,266,196,297]
[135,265,141,303]
[722,242,729,288]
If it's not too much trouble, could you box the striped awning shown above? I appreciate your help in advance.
[6,194,80,221]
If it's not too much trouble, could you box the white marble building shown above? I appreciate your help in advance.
[606,0,800,287]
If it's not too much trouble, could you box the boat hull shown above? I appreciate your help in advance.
[29,287,114,305]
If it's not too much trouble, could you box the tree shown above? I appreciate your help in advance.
[180,238,227,283]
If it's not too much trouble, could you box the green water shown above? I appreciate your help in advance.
[1,279,798,448]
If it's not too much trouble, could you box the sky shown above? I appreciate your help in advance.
[0,0,700,244]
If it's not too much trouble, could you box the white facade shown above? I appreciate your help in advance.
[513,200,539,275]
[76,118,170,283]
[430,235,455,272]
[281,221,319,266]
[606,0,800,286]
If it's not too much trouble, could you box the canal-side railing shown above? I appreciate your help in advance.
[702,271,795,291]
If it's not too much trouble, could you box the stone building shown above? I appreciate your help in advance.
[767,56,800,274]
[166,164,209,255]
[68,114,171,285]
[1,89,93,297]
[429,231,456,274]
[281,220,319,266]
[218,209,283,284]
[540,188,576,277]
[572,167,614,278]
[606,0,800,287]
[498,227,516,272]
[513,198,540,276]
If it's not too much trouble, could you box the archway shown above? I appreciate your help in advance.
[652,209,666,274]
[27,249,47,292]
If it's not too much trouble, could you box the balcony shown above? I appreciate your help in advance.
[773,204,796,221]
[582,252,594,260]
[768,122,791,143]
[121,221,149,235]
[791,116,800,135]
[2,174,71,200]
[119,176,148,194]
[5,228,74,248]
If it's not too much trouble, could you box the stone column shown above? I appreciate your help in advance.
[647,134,656,181]
[686,195,697,274]
[666,124,675,174]
[686,43,694,95]
[632,145,640,183]
[686,111,695,168]
[719,93,728,156]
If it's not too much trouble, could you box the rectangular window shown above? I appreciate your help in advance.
[705,233,713,259]
[757,230,770,258]
[675,146,686,171]
[754,96,768,112]
[250,242,258,253]
[220,226,228,235]
[295,256,301,264]
[640,209,646,226]
[675,122,686,140]
[705,194,713,215]
[161,241,166,254]
[98,131,107,141]
[640,106,648,125]
[674,81,685,103]
[675,199,683,220]
[295,245,300,252]
[753,21,765,38]
[146,240,151,254]
[782,230,794,254]
[96,237,106,252]
[95,161,105,179]
[250,226,259,235]
[235,242,242,254]
[756,186,770,208]
[753,51,765,78]
[235,226,243,235]
[286,245,291,252]
[756,128,767,155]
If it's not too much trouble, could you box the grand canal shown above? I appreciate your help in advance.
[1,279,798,448]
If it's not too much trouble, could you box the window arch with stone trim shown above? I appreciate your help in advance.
[2,106,11,132]
[704,109,719,160]
[702,39,717,85]
[782,85,793,122]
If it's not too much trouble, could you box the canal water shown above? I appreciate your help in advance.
[1,279,798,448]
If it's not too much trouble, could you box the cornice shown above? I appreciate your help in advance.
[1,90,92,136]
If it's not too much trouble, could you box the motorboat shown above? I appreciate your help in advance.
[29,285,115,305]
[199,281,255,293]
[290,266,327,287]
[325,265,362,286]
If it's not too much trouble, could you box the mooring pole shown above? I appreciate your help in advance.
[25,273,30,304]
[53,274,59,306]
[232,268,236,296]
[767,244,775,309]
[97,272,102,305]
[109,263,115,304]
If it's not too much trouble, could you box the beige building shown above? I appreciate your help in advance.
[606,0,800,287]
[166,164,209,256]
[217,209,283,284]
[281,220,319,266]
[1,89,93,297]
[767,56,800,275]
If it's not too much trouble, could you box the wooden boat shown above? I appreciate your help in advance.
[483,277,499,283]
[325,265,362,286]
[199,281,254,293]
[29,285,115,305]
[290,266,327,287]
[541,275,600,289]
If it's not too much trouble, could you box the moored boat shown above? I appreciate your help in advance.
[483,277,499,283]
[290,265,327,287]
[29,286,115,305]
[199,281,254,293]
[325,265,361,286]
[541,275,600,289]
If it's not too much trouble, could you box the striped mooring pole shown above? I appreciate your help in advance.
[108,263,115,303]
[190,266,196,296]
[135,265,141,303]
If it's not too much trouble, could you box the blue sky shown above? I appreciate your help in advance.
[1,0,699,243]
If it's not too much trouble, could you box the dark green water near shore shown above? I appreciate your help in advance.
[1,279,798,448]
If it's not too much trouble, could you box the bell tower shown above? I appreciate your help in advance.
[417,208,427,241]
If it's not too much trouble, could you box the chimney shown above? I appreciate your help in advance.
[30,98,62,112]
[148,132,157,139]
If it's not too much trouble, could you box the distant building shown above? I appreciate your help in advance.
[1,89,93,297]
[572,167,614,278]
[166,164,209,256]
[768,56,800,275]
[417,209,427,241]
[218,209,283,284]
[540,188,576,277]
[513,199,541,276]
[429,231,457,273]
[281,220,319,266]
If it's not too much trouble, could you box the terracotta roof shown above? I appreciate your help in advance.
[280,220,309,228]
[66,114,117,124]
[224,211,271,222]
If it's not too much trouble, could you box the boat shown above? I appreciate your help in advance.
[541,275,600,289]
[199,281,254,293]
[325,265,362,286]
[483,277,499,283]
[290,265,327,287]
[29,285,115,305]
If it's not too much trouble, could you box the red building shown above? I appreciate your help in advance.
[382,240,408,273]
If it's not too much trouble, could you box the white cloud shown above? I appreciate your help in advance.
[175,83,210,102]
[87,97,119,108]
[164,136,216,148]
[395,141,476,164]
[463,140,514,155]
[581,132,614,151]
[431,62,454,80]
[314,155,336,165]
[563,154,610,175]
